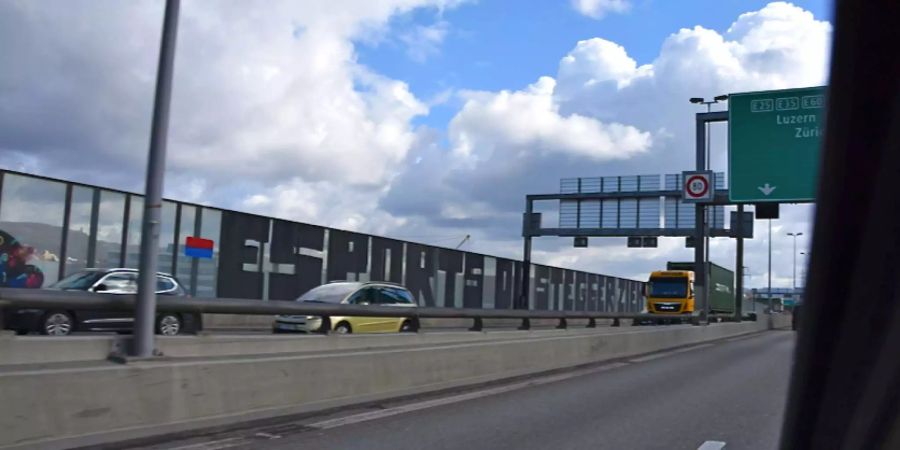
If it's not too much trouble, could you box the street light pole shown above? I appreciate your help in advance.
[800,252,810,287]
[134,0,180,358]
[689,95,728,324]
[743,265,752,312]
[690,95,729,171]
[768,219,773,320]
[787,232,803,290]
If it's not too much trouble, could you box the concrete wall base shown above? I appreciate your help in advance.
[0,320,784,449]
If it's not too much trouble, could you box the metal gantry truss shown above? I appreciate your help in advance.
[518,110,749,324]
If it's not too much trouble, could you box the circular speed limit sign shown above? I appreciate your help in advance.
[685,174,710,199]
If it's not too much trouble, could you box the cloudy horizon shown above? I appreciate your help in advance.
[0,0,830,287]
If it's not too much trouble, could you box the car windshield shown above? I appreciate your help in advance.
[297,283,360,304]
[48,270,104,290]
[648,278,688,298]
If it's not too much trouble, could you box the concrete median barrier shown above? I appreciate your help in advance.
[0,320,775,449]
[0,326,626,366]
[0,321,618,366]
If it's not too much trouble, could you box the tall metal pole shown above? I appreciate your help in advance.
[704,103,711,288]
[767,219,774,325]
[800,252,809,287]
[520,199,533,310]
[133,0,180,358]
[734,204,744,321]
[792,235,798,289]
[705,103,711,172]
[744,266,754,312]
[694,113,707,324]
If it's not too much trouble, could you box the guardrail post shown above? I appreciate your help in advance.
[586,318,596,328]
[193,313,204,334]
[321,316,332,334]
[556,318,567,329]
[411,316,421,333]
[469,317,483,332]
[612,318,620,327]
[518,318,531,330]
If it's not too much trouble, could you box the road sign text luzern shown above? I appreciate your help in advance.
[728,86,826,203]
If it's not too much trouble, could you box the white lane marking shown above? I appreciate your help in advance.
[669,343,714,353]
[697,440,727,450]
[255,432,282,439]
[167,437,250,450]
[629,343,715,363]
[308,362,629,430]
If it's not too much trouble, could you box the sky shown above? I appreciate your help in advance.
[0,0,832,288]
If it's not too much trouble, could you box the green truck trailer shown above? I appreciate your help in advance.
[666,261,735,314]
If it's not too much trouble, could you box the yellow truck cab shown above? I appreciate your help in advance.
[647,270,694,315]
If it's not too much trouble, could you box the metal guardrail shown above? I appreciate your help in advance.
[0,288,746,332]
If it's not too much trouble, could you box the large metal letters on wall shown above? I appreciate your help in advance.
[211,210,644,311]
[0,169,645,312]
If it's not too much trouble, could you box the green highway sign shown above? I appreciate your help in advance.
[728,86,826,203]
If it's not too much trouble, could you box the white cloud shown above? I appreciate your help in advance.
[449,76,652,162]
[0,0,463,234]
[382,2,831,284]
[557,2,831,122]
[165,7,431,188]
[1,1,831,286]
[239,177,407,235]
[400,20,450,62]
[571,0,630,19]
[557,39,652,94]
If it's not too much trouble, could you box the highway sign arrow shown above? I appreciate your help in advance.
[758,183,777,196]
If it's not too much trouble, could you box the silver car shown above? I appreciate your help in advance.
[273,281,417,334]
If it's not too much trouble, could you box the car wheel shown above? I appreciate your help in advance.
[41,311,74,336]
[399,319,414,333]
[14,329,29,336]
[334,322,352,334]
[157,314,182,336]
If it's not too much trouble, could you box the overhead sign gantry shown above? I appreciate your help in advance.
[520,85,826,324]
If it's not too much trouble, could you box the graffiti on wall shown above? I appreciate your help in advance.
[0,230,44,288]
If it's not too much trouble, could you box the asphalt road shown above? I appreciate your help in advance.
[128,330,795,450]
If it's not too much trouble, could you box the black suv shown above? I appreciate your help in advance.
[4,268,200,336]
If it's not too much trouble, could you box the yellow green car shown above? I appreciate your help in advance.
[273,281,417,334]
